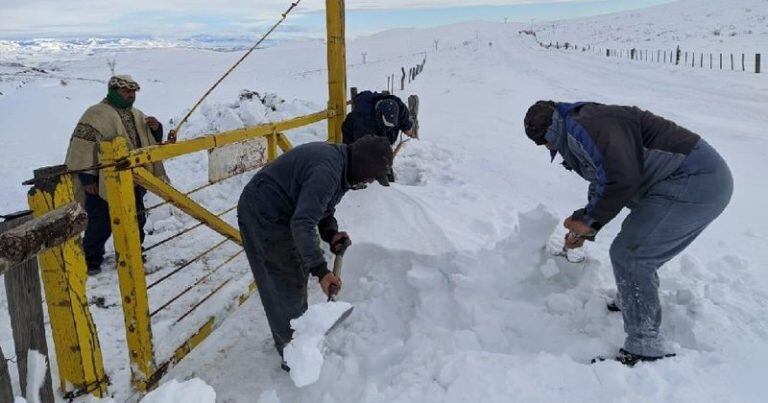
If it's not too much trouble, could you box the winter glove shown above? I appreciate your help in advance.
[330,232,352,255]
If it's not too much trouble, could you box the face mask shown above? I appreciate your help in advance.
[107,88,134,109]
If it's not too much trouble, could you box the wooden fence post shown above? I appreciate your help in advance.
[710,53,712,69]
[400,67,406,91]
[1,213,55,403]
[1,341,13,403]
[27,165,107,398]
[700,53,703,68]
[720,53,723,70]
[325,0,348,144]
[756,53,761,74]
[101,139,156,391]
[685,52,688,65]
[731,53,734,70]
[742,53,745,71]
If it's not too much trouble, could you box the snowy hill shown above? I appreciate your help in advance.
[534,0,768,52]
[1,1,768,402]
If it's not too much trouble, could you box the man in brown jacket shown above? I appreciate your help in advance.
[65,75,168,275]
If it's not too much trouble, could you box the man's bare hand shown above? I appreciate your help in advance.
[83,183,99,195]
[145,116,161,132]
[320,273,342,297]
[563,217,592,249]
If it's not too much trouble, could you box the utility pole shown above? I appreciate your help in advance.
[361,52,367,64]
[434,39,439,51]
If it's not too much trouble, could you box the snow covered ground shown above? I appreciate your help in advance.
[1,0,767,402]
[534,0,768,53]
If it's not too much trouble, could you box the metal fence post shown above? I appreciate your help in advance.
[101,138,156,391]
[27,165,107,397]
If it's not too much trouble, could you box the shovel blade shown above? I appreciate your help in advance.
[325,305,353,335]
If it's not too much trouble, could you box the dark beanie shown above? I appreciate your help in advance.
[524,100,556,145]
[348,136,394,186]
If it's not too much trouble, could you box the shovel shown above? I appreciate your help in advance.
[324,238,353,334]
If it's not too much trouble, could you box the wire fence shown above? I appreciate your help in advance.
[522,31,764,74]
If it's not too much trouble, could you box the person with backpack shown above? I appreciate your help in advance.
[342,90,415,146]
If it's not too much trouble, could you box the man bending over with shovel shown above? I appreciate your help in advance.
[237,136,393,369]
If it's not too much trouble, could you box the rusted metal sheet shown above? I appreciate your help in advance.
[207,137,268,183]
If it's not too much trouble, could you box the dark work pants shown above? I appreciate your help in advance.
[83,187,147,270]
[237,198,308,356]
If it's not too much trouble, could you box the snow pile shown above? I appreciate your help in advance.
[141,378,216,403]
[19,351,47,403]
[283,301,353,387]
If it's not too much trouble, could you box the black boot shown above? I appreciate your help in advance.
[607,301,621,312]
[592,349,676,367]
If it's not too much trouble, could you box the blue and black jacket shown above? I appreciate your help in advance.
[545,102,701,230]
[342,91,412,145]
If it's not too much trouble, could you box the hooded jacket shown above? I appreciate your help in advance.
[342,91,412,145]
[239,142,349,278]
[545,102,700,228]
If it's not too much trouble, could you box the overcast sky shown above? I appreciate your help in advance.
[0,0,674,40]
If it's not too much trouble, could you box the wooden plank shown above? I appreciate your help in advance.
[28,166,107,398]
[128,110,330,167]
[1,214,55,403]
[276,133,293,152]
[0,203,86,273]
[0,344,12,403]
[132,167,242,245]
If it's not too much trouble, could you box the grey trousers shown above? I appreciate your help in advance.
[610,140,733,357]
[237,199,309,356]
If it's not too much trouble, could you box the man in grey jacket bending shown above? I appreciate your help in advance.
[524,101,732,366]
[237,136,393,363]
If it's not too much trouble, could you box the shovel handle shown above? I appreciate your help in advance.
[328,240,351,301]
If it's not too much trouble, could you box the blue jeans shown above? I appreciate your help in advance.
[610,140,733,357]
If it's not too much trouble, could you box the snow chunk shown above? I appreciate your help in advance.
[539,259,560,279]
[546,224,586,263]
[141,379,216,403]
[24,350,47,403]
[283,301,353,387]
